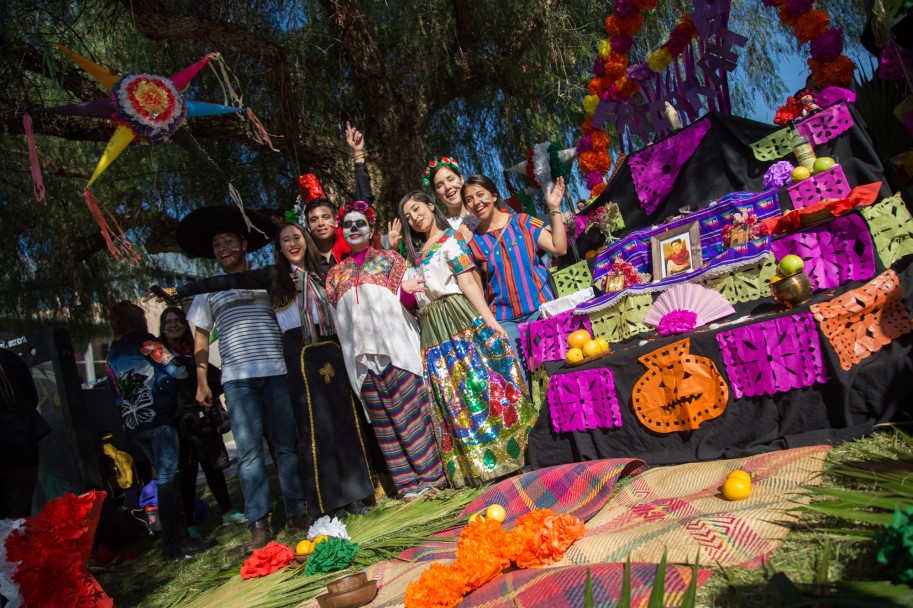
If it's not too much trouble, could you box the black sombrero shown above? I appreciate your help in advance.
[176,206,277,259]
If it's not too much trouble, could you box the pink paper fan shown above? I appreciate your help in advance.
[644,284,735,327]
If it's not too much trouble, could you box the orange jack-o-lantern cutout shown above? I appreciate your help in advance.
[632,338,729,433]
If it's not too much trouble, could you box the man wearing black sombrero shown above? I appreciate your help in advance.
[177,206,311,552]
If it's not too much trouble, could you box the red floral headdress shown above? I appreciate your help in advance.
[336,200,376,227]
[422,156,460,187]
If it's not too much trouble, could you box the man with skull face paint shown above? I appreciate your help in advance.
[326,200,446,499]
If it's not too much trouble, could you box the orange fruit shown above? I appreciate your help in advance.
[770,275,782,284]
[582,339,601,358]
[565,348,584,364]
[312,535,330,545]
[295,539,314,555]
[727,470,751,483]
[584,250,597,259]
[722,477,751,501]
[567,329,592,350]
[595,338,610,353]
[486,504,507,522]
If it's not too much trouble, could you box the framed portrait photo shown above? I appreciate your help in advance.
[651,221,702,281]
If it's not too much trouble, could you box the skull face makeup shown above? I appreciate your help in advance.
[343,211,371,247]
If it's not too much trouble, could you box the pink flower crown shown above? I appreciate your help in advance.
[336,200,376,227]
[422,156,460,187]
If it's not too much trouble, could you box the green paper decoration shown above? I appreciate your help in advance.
[588,294,653,343]
[304,537,359,575]
[750,128,793,162]
[698,254,778,304]
[550,260,593,298]
[861,194,913,268]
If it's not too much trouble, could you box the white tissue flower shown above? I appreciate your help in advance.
[306,515,350,541]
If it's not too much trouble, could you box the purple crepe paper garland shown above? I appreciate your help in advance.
[628,119,711,215]
[546,368,623,433]
[715,312,827,399]
[770,213,875,290]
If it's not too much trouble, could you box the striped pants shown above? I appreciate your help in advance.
[360,365,445,495]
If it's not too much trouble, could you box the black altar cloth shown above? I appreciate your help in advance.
[528,259,913,469]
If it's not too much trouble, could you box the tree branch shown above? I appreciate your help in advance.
[433,0,560,111]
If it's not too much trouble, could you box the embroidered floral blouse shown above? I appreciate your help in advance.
[404,229,475,309]
[325,247,422,393]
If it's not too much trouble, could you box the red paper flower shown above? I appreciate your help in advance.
[240,541,294,579]
[795,9,830,43]
[808,55,856,87]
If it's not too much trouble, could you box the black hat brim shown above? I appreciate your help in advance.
[176,206,276,259]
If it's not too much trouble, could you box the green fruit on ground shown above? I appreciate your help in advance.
[791,166,811,182]
[813,157,836,174]
[778,254,805,276]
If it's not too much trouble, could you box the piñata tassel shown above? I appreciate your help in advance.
[246,108,279,152]
[23,113,47,204]
[227,182,267,239]
[83,188,139,265]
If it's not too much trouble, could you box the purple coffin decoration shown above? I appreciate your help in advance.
[716,312,827,399]
[546,368,623,433]
[770,213,876,290]
[628,118,712,215]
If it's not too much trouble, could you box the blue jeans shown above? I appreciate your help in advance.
[134,425,180,484]
[500,310,541,366]
[223,375,307,526]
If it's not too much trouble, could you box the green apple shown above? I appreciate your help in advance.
[791,166,811,182]
[812,157,836,174]
[778,254,805,276]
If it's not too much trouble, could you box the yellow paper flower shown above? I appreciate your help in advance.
[647,47,673,73]
[598,39,612,59]
[583,94,599,116]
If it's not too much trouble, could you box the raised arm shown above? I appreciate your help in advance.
[173,266,274,299]
[347,121,374,206]
[536,177,568,256]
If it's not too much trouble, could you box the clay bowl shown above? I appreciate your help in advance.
[771,271,813,309]
[294,552,309,564]
[316,580,378,608]
[327,572,368,594]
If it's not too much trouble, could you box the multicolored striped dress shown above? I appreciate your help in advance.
[405,230,538,487]
[326,248,445,496]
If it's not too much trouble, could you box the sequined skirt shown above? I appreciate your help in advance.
[418,294,538,487]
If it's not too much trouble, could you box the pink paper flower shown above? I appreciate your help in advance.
[657,309,698,336]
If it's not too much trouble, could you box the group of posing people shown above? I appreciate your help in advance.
[106,124,568,558]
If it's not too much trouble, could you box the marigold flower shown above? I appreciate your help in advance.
[795,9,830,43]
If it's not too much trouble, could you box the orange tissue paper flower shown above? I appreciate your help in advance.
[578,150,599,174]
[594,151,612,174]
[618,12,645,36]
[588,77,608,96]
[591,130,611,153]
[581,116,595,136]
[605,15,621,37]
[590,182,608,200]
[795,10,830,43]
[809,55,856,87]
[240,541,294,579]
[404,562,468,608]
[603,53,630,80]
[535,513,587,566]
[616,76,640,98]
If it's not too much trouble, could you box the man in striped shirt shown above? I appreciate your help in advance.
[181,208,310,553]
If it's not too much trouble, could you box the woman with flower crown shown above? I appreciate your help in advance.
[325,199,446,499]
[397,190,539,487]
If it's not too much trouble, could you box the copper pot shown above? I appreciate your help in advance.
[771,271,813,309]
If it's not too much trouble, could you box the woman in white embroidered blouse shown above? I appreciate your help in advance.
[398,191,538,488]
